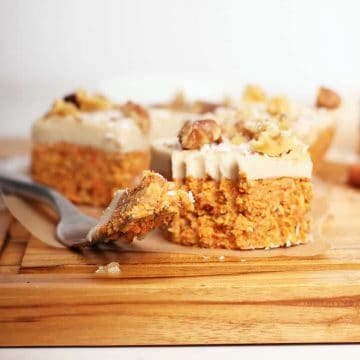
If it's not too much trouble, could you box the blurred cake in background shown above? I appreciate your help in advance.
[236,85,341,170]
[150,85,341,178]
[31,90,150,206]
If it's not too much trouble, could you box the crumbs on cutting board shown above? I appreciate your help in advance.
[95,262,121,275]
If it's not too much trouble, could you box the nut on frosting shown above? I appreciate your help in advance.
[249,122,299,156]
[179,119,222,150]
[316,87,341,109]
[47,89,112,116]
[267,96,291,116]
[243,84,267,103]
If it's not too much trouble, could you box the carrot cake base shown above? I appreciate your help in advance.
[165,176,312,250]
[31,142,150,206]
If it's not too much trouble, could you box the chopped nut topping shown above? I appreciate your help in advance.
[46,99,79,117]
[316,87,341,109]
[121,101,150,133]
[234,121,256,139]
[250,126,296,156]
[179,119,222,150]
[71,90,112,112]
[243,85,267,103]
[63,93,80,108]
[47,89,112,116]
[229,133,248,145]
[267,96,291,116]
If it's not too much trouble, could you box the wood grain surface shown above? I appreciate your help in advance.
[0,139,360,346]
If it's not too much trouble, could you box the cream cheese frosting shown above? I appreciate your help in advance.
[152,138,312,181]
[32,109,149,153]
[172,141,312,180]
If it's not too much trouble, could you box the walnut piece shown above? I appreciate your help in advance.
[121,101,150,133]
[348,164,360,187]
[267,96,291,116]
[250,131,295,156]
[47,99,79,117]
[316,87,341,109]
[47,90,113,116]
[243,85,267,103]
[234,121,256,139]
[179,119,222,150]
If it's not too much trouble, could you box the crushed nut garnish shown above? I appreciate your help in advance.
[47,89,112,116]
[267,95,291,116]
[243,84,267,103]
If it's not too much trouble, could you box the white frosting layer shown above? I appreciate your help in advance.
[172,143,312,180]
[151,137,181,179]
[149,108,203,140]
[32,110,149,153]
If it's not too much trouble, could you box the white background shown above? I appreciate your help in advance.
[1,0,360,357]
[1,0,360,136]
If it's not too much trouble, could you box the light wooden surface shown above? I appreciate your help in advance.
[0,140,360,346]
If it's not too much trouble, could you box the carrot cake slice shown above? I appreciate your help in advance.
[87,171,194,244]
[31,90,150,206]
[163,117,313,250]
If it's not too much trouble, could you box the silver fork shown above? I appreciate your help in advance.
[0,173,97,247]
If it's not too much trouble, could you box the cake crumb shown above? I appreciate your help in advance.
[95,262,121,275]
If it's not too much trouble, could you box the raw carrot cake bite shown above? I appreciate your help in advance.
[31,90,150,206]
[237,85,341,169]
[164,117,313,250]
[87,171,194,244]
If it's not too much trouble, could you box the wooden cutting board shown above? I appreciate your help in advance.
[0,139,360,346]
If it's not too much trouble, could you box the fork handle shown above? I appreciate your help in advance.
[0,173,78,217]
